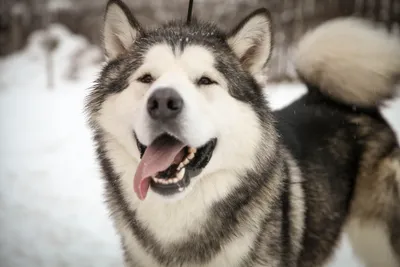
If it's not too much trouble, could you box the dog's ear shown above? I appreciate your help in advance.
[227,9,273,75]
[103,0,142,60]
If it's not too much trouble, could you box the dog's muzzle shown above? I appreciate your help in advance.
[133,87,217,200]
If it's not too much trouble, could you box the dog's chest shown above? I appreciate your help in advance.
[120,224,257,267]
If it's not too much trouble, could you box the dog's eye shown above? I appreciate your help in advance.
[137,74,154,84]
[197,76,217,86]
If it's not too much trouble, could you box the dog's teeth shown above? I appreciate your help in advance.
[178,162,184,170]
[188,147,197,154]
[187,153,195,160]
[177,168,185,179]
[183,158,190,165]
[171,178,178,183]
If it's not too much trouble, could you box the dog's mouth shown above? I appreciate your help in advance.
[134,133,217,200]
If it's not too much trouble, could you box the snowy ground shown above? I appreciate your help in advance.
[0,25,399,267]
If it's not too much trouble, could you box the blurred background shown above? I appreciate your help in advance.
[2,0,400,81]
[0,0,399,266]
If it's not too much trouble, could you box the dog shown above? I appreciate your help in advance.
[85,0,400,266]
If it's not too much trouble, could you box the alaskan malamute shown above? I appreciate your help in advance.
[86,0,400,266]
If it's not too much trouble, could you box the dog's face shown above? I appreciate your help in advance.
[87,0,274,202]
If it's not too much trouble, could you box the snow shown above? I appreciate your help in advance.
[0,25,122,267]
[0,25,398,267]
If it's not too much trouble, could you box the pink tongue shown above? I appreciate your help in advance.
[134,136,185,200]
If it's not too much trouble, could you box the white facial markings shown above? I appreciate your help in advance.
[96,41,266,247]
[97,40,266,187]
[134,44,176,81]
[98,41,264,187]
[96,81,145,161]
[180,46,217,80]
[134,44,222,148]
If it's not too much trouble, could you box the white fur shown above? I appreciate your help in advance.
[294,17,400,107]
[134,44,218,148]
[104,3,138,60]
[346,219,399,267]
[96,43,265,245]
[118,219,258,267]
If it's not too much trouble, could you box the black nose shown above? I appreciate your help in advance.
[147,88,183,121]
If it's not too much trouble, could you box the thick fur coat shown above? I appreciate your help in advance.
[85,1,400,266]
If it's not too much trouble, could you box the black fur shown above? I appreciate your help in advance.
[274,89,360,265]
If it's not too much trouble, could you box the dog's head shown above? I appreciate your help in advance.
[87,0,276,201]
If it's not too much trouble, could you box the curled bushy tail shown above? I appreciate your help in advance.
[294,17,400,107]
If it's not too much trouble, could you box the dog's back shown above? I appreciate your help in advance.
[276,18,400,266]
